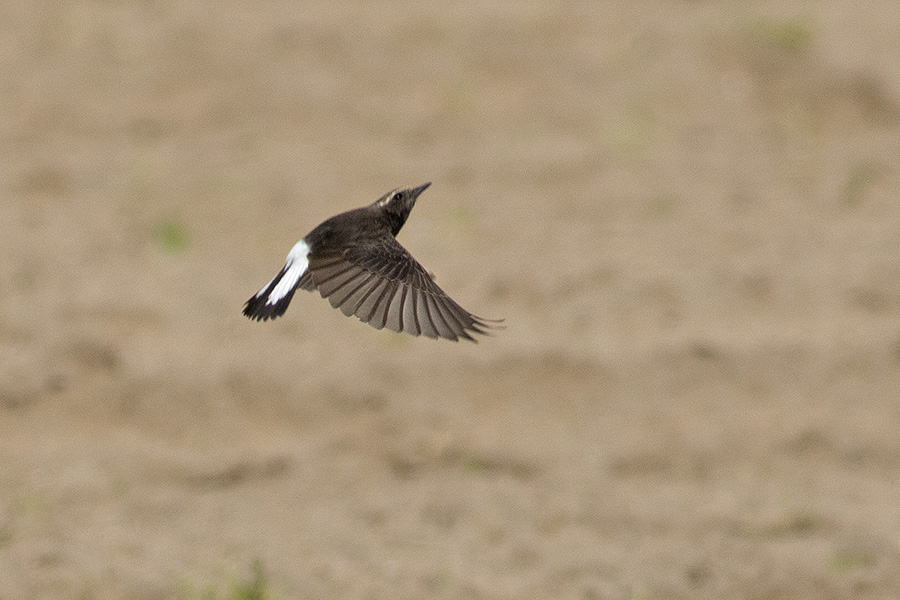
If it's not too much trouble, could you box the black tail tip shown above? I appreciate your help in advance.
[243,292,293,322]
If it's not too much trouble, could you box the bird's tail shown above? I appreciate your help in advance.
[244,240,312,322]
[243,262,309,321]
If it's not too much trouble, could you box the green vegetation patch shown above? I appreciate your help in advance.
[152,215,191,253]
[746,17,815,55]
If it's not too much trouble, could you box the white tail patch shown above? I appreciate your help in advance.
[264,240,310,305]
[254,240,309,304]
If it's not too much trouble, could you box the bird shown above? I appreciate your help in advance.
[243,183,501,342]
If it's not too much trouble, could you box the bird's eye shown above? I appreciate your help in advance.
[392,193,403,202]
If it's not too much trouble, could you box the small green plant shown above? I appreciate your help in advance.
[176,561,279,600]
[152,215,190,252]
[227,560,272,600]
[747,17,814,54]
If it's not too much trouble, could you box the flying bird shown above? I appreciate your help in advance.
[243,183,501,342]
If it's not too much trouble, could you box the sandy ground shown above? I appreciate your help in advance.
[3,1,900,598]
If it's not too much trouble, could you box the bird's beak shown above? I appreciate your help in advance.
[410,182,431,201]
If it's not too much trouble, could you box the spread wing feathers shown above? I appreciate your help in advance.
[307,241,496,342]
[297,270,316,291]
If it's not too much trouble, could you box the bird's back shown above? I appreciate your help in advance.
[305,205,391,252]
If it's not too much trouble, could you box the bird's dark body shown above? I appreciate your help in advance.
[243,183,500,342]
[306,205,394,253]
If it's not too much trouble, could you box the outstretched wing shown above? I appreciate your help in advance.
[307,239,498,342]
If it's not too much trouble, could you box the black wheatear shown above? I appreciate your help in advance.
[243,183,501,342]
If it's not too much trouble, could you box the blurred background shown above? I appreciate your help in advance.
[2,1,900,598]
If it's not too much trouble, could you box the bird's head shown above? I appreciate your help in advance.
[376,182,431,235]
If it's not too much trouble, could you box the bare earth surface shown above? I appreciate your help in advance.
[3,2,900,598]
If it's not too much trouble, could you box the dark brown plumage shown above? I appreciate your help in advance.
[243,183,501,342]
